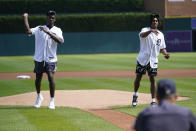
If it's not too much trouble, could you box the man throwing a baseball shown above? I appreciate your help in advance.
[23,10,64,109]
[132,13,170,107]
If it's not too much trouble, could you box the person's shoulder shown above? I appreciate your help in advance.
[160,101,192,118]
[30,25,42,34]
[140,104,187,117]
[53,26,62,31]
[172,104,191,115]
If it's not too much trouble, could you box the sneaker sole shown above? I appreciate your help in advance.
[132,103,137,107]
[49,106,55,109]
[34,105,41,108]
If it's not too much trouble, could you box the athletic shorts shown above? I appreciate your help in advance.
[135,61,157,76]
[34,61,57,74]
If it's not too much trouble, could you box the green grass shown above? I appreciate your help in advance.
[0,52,196,72]
[0,106,123,131]
[0,78,133,97]
[0,53,196,130]
[0,56,34,73]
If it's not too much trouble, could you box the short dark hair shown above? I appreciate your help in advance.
[47,10,56,16]
[150,13,159,24]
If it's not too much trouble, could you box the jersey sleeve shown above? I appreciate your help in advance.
[52,28,64,43]
[139,27,150,38]
[30,26,40,35]
[56,29,64,39]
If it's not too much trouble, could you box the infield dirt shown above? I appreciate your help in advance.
[1,69,196,79]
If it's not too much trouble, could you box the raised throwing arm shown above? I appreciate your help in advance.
[23,13,32,34]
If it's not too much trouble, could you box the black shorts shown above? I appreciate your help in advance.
[135,61,157,76]
[34,61,57,74]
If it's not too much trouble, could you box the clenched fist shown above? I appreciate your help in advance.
[164,54,170,59]
[23,13,28,17]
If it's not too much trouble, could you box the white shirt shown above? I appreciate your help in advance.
[30,25,64,62]
[137,27,166,68]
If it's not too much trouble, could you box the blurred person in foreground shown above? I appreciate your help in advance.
[132,13,170,107]
[23,10,64,109]
[133,79,196,131]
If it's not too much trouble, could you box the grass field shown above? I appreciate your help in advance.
[0,106,123,131]
[0,53,196,131]
[0,53,196,72]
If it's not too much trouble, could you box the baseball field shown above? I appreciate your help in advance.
[0,52,196,131]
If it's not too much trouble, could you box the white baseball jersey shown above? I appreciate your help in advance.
[30,25,64,63]
[137,27,166,68]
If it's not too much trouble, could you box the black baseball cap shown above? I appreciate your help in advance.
[157,79,176,99]
[47,10,56,16]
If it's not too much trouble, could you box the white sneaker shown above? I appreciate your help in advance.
[49,99,55,109]
[34,94,43,108]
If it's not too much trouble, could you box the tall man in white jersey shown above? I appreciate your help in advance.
[23,10,64,109]
[132,13,170,107]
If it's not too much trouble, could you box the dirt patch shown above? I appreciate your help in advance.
[0,69,196,79]
[0,90,189,131]
[86,109,136,131]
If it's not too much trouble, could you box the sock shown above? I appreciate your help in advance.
[38,93,41,97]
[134,92,138,96]
[50,97,54,102]
[152,98,156,103]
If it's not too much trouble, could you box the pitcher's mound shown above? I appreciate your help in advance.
[0,90,189,109]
